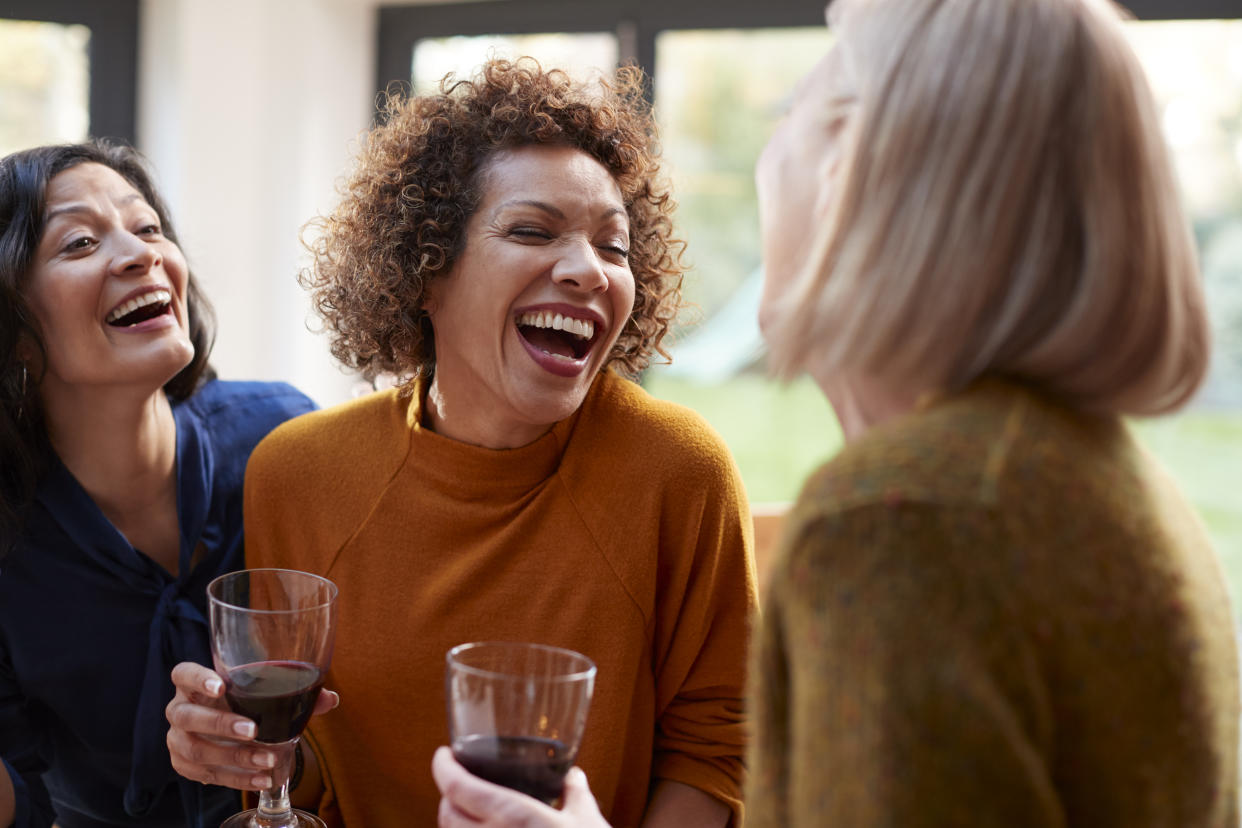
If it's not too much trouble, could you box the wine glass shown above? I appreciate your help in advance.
[209,568,338,828]
[445,641,596,806]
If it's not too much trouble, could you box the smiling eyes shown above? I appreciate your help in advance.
[507,226,630,261]
[60,223,163,254]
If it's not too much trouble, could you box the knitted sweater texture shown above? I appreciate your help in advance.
[245,371,756,827]
[746,381,1239,827]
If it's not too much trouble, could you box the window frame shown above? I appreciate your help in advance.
[375,0,1242,96]
[1,0,138,144]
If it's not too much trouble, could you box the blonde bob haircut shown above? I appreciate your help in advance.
[767,0,1209,416]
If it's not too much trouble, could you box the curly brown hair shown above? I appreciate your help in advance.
[302,57,685,384]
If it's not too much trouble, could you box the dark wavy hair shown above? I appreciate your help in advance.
[301,57,685,385]
[0,140,216,554]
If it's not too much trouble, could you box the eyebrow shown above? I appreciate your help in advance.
[495,199,627,222]
[44,193,147,224]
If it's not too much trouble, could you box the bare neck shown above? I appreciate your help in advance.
[819,374,920,443]
[40,383,181,566]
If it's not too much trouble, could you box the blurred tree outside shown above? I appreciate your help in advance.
[647,23,1242,565]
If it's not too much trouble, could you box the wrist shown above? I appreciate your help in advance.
[289,741,305,792]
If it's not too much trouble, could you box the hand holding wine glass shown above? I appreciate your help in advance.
[432,747,609,828]
[442,641,596,819]
[208,569,337,828]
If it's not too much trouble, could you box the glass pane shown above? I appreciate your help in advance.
[648,28,839,504]
[1124,19,1242,565]
[412,33,618,94]
[0,19,90,157]
[649,21,1242,572]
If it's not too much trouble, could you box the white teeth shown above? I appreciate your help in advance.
[516,311,595,341]
[106,289,171,323]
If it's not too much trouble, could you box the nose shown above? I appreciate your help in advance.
[109,233,161,277]
[551,238,608,293]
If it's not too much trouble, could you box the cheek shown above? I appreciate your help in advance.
[756,121,795,210]
[23,281,67,339]
[613,270,638,331]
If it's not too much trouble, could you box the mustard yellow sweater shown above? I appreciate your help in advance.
[244,371,757,827]
[747,381,1239,826]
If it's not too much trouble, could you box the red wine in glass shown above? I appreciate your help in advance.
[223,660,325,744]
[453,734,573,804]
[446,641,595,807]
[210,568,337,828]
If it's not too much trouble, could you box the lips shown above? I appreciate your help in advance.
[106,288,172,327]
[514,307,605,378]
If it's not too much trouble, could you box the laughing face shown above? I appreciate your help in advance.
[423,143,636,448]
[23,162,194,400]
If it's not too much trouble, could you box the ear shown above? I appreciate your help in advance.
[421,277,441,317]
[14,332,36,366]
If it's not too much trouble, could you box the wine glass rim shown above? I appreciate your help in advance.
[207,568,338,613]
[446,640,597,681]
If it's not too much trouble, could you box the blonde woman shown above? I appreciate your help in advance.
[748,0,1238,825]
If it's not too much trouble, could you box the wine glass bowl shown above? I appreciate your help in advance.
[209,568,337,828]
[446,641,596,806]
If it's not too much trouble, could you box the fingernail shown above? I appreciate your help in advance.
[233,721,255,738]
[205,678,223,695]
[252,775,272,789]
[255,751,275,768]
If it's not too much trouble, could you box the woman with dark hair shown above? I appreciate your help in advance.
[166,59,755,827]
[0,140,315,828]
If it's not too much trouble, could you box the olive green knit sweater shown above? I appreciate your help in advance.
[747,380,1239,827]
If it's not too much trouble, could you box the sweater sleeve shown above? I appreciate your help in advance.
[649,445,757,826]
[746,500,1062,828]
[0,640,55,828]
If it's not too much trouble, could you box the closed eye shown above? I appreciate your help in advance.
[509,227,552,241]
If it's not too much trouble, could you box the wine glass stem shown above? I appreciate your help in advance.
[252,739,299,828]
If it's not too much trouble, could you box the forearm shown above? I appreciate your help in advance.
[0,766,13,828]
[640,780,730,828]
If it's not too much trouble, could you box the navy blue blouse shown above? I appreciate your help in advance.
[0,380,316,828]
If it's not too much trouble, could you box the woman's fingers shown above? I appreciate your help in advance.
[166,688,256,742]
[170,661,226,705]
[313,688,340,715]
[165,728,276,790]
[433,747,528,823]
[166,660,274,791]
[433,747,574,827]
[559,768,604,820]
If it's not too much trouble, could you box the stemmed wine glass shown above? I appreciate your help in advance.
[445,641,596,806]
[209,568,338,828]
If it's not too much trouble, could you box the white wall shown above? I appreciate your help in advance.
[137,0,379,407]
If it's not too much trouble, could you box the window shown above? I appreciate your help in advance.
[0,19,91,156]
[377,0,1242,564]
[0,0,138,151]
[1124,20,1242,560]
[645,28,838,500]
[413,33,618,94]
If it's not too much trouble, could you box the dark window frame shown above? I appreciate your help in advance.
[376,0,1242,97]
[0,0,139,144]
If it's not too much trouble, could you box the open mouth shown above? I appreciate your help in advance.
[106,289,172,327]
[515,310,597,361]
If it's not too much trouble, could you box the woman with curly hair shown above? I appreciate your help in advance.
[0,140,315,828]
[166,58,755,827]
